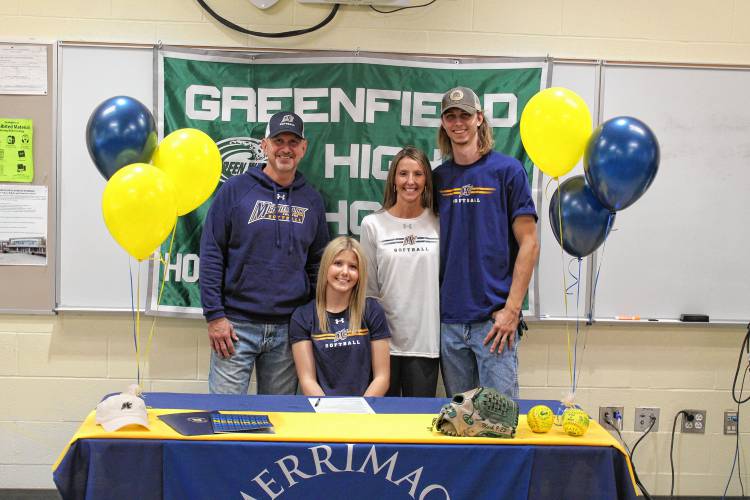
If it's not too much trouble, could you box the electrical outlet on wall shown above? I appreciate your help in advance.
[681,409,707,434]
[724,410,738,435]
[599,406,624,431]
[634,407,660,432]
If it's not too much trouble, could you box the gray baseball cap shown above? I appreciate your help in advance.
[441,86,482,115]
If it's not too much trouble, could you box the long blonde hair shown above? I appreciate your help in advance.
[315,237,367,334]
[381,146,434,212]
[437,111,495,159]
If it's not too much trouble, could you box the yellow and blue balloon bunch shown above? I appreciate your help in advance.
[520,88,660,404]
[86,96,222,261]
[520,88,660,259]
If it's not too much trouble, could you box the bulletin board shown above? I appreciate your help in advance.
[0,42,55,314]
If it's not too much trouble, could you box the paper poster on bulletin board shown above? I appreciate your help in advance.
[0,185,47,266]
[0,118,34,182]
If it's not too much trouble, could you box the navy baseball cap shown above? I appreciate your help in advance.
[265,111,305,139]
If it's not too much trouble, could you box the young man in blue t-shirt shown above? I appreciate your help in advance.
[433,86,540,398]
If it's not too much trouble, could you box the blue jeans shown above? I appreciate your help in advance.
[440,319,521,398]
[208,320,298,395]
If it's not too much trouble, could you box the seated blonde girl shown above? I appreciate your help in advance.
[289,236,391,396]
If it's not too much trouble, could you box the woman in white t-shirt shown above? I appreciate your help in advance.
[360,146,440,397]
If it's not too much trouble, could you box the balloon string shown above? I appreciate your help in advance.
[574,257,592,395]
[588,212,615,323]
[145,222,178,363]
[572,257,583,393]
[544,176,558,202]
[572,257,580,392]
[555,176,574,390]
[136,261,142,388]
[128,257,139,385]
[566,257,579,294]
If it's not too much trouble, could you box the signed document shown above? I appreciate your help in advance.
[309,397,375,414]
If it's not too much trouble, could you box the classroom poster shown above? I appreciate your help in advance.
[0,118,34,183]
[0,44,47,95]
[0,185,47,266]
[149,49,546,317]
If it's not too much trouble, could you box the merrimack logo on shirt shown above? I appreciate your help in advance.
[440,184,496,204]
[380,235,438,254]
[248,200,308,224]
[333,328,349,341]
[312,328,369,348]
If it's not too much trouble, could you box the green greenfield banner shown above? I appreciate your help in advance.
[148,48,546,317]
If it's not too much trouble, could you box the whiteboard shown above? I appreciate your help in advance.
[536,62,600,319]
[591,64,750,322]
[57,44,153,310]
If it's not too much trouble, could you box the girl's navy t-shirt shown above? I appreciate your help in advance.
[290,297,391,396]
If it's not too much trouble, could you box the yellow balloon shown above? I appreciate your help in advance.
[151,128,222,215]
[520,87,593,178]
[102,163,178,261]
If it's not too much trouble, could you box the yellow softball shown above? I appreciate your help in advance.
[527,405,554,433]
[562,408,590,436]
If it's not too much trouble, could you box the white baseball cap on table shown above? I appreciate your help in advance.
[95,385,149,432]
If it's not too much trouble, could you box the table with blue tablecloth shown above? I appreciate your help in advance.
[53,393,637,500]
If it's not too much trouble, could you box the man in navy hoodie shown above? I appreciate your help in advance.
[200,112,330,394]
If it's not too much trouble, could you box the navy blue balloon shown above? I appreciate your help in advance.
[85,96,157,180]
[584,116,659,211]
[549,175,615,258]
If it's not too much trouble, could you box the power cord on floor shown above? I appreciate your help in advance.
[603,413,654,500]
[723,367,746,499]
[723,322,750,498]
[731,324,750,405]
[670,410,690,498]
[630,415,657,499]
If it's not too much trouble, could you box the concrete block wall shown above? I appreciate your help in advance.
[0,314,212,488]
[0,0,749,64]
[521,323,749,496]
[1,314,747,495]
[1,0,749,495]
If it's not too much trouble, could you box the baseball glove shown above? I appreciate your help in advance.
[432,387,519,438]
